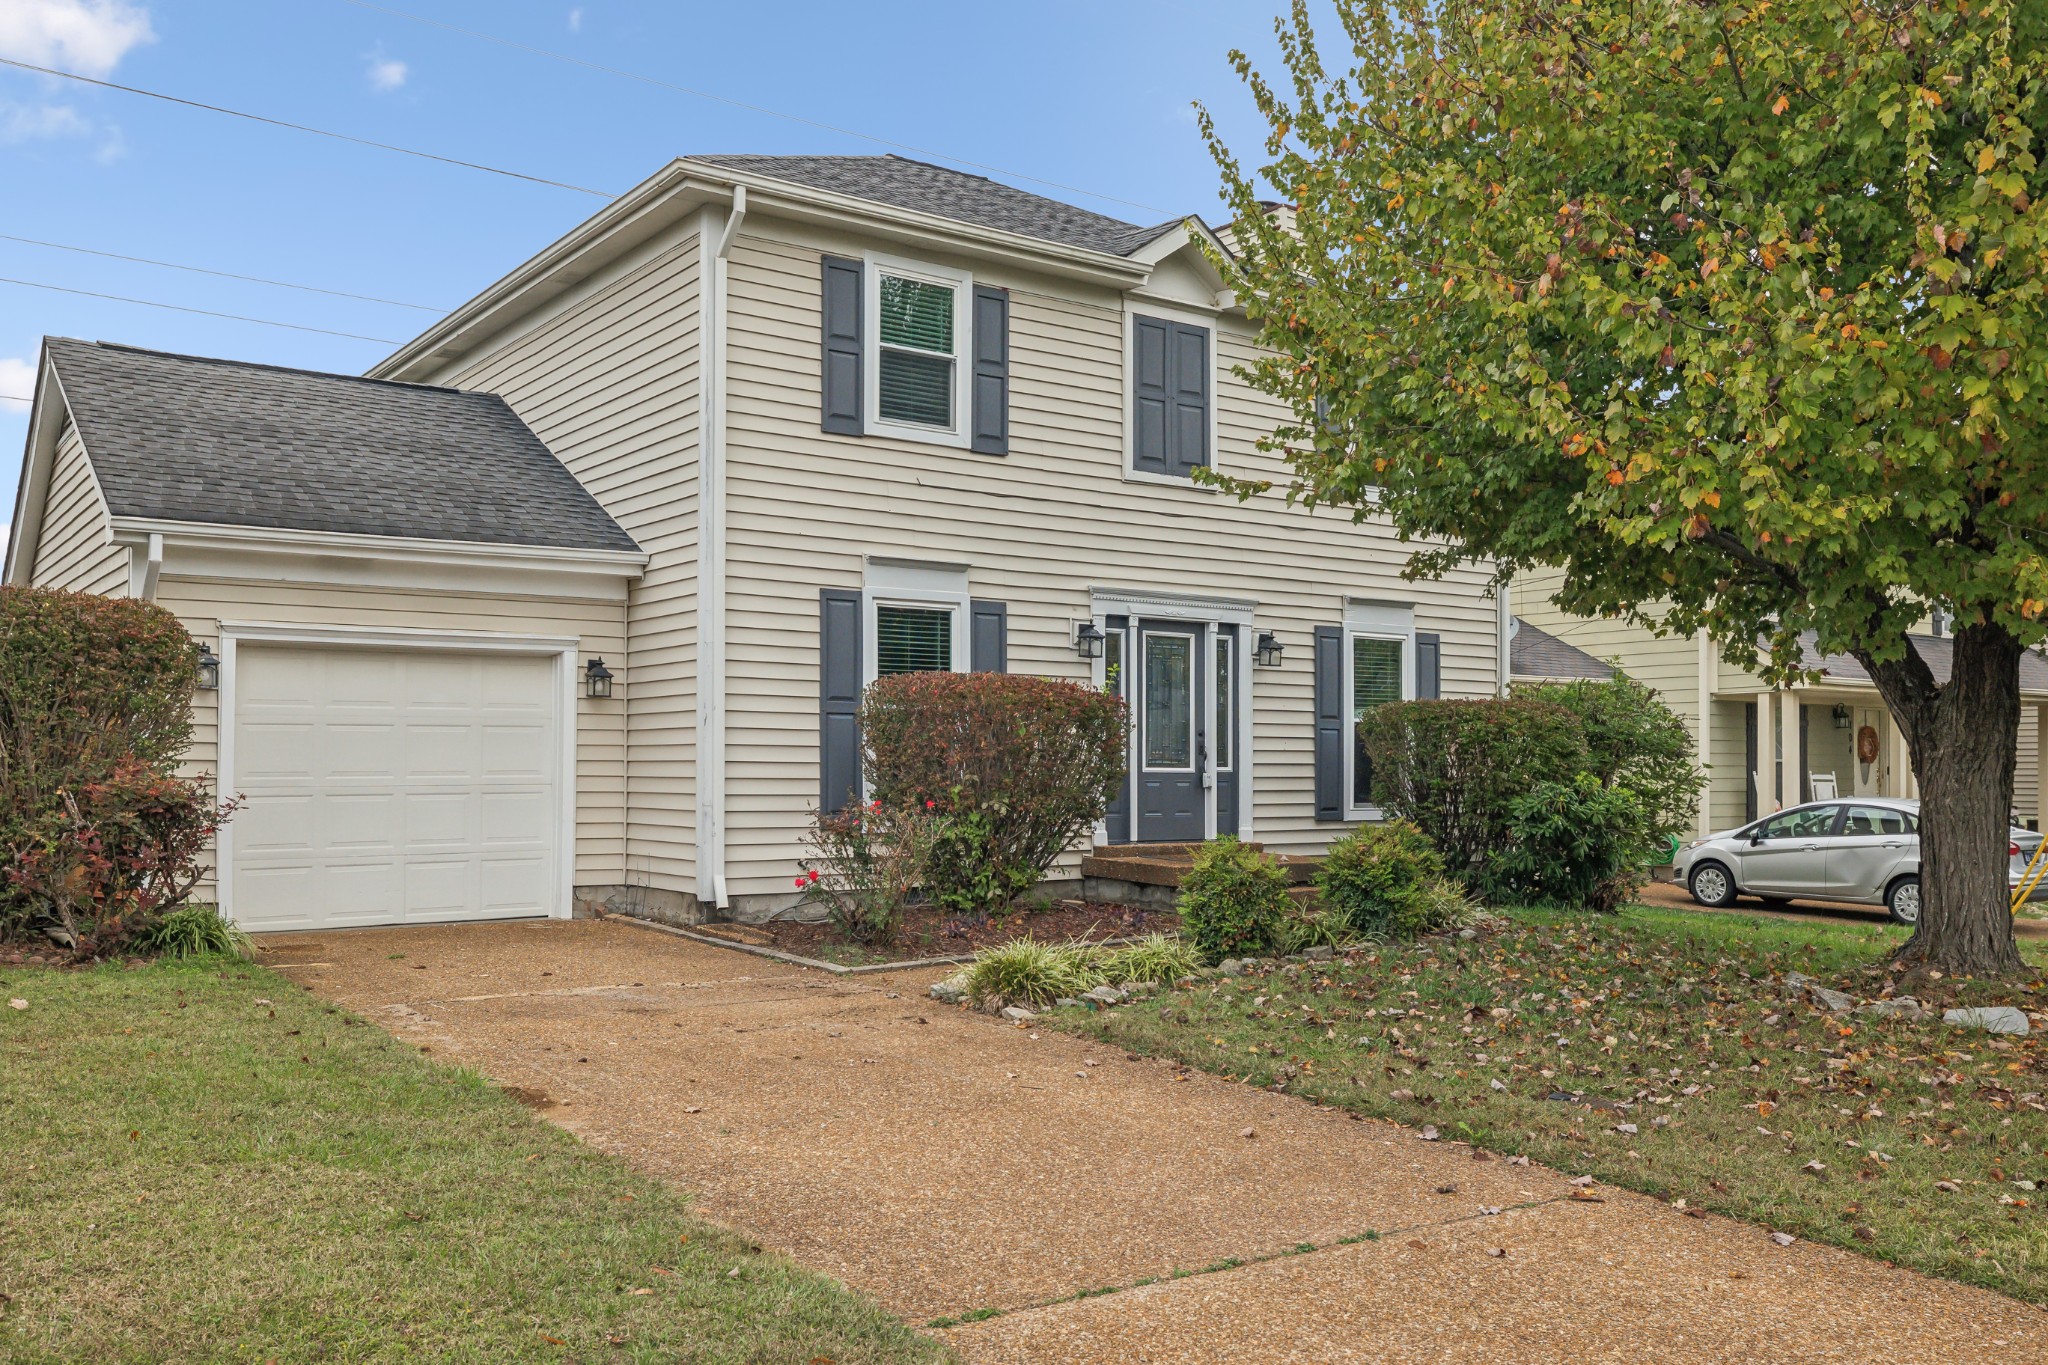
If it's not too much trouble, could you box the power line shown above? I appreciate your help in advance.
[0,233,447,312]
[0,277,401,343]
[0,57,615,198]
[1,394,32,405]
[337,0,1174,218]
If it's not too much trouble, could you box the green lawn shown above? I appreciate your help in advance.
[0,957,948,1365]
[1056,904,2048,1305]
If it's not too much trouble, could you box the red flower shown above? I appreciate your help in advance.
[807,869,822,884]
[925,799,937,809]
[793,876,807,889]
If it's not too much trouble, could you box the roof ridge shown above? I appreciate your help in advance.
[50,337,464,397]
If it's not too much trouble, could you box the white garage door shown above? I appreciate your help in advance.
[229,645,562,931]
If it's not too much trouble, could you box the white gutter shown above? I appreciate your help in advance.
[698,187,745,912]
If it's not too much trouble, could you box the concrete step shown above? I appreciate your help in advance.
[1080,844,1325,888]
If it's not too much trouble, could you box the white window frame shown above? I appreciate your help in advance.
[1122,301,1221,488]
[861,559,970,685]
[863,251,974,449]
[1343,601,1417,821]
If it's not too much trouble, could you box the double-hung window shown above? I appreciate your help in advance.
[1343,603,1416,818]
[874,603,955,676]
[865,255,972,447]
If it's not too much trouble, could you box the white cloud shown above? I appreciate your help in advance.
[366,55,408,91]
[0,101,87,141]
[0,357,35,412]
[567,7,583,32]
[0,0,154,77]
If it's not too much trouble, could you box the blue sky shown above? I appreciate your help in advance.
[0,0,1305,533]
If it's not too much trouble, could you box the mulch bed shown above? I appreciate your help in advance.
[697,900,1175,966]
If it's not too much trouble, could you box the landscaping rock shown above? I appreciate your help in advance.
[1083,985,1127,1005]
[1458,928,1479,941]
[1000,1006,1038,1023]
[1780,971,1814,999]
[1054,997,1081,1009]
[1808,985,1856,1014]
[928,977,969,1006]
[1942,1006,2031,1036]
[1219,958,1246,977]
[1859,996,1925,1022]
[1303,946,1334,962]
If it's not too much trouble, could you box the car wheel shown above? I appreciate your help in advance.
[1886,876,1921,926]
[1689,861,1738,908]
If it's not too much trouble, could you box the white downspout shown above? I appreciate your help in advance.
[1496,572,1513,696]
[1696,631,1715,836]
[698,186,745,913]
[134,531,162,600]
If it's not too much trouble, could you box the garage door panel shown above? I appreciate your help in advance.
[230,644,561,931]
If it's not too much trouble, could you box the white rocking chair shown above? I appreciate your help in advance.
[1809,772,1839,801]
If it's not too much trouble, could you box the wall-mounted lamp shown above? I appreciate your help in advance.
[1254,630,1285,668]
[584,657,615,699]
[1074,621,1105,660]
[1832,703,1852,730]
[195,643,220,692]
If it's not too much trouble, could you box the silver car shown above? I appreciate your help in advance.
[1671,797,2047,925]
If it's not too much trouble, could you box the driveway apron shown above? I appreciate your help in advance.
[266,919,2048,1363]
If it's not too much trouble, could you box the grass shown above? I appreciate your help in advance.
[0,957,949,1365]
[1053,902,2048,1306]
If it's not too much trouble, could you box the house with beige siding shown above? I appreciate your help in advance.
[6,154,1508,930]
[1512,570,2048,837]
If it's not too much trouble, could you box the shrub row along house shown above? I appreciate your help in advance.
[1511,571,2048,836]
[5,155,1506,930]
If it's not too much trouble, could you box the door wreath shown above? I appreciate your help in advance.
[1856,724,1881,764]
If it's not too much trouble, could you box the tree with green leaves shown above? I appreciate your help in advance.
[1207,0,2048,975]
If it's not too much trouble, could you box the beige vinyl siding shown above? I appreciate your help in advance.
[717,221,1501,895]
[1709,698,1753,832]
[2017,709,2039,828]
[154,574,627,892]
[30,417,128,596]
[438,232,702,892]
[1512,571,1702,734]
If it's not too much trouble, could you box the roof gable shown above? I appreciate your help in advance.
[44,339,638,554]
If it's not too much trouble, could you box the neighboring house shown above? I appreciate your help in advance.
[6,154,1508,931]
[1506,617,1612,684]
[1512,572,2048,835]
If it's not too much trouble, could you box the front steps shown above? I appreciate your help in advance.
[1081,843,1323,912]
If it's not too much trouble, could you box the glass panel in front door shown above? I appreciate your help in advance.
[1143,633,1194,770]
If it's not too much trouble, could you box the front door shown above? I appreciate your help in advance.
[1135,621,1205,842]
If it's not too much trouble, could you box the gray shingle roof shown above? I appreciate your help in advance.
[693,154,1185,257]
[1797,630,2048,693]
[46,338,639,554]
[1509,618,1615,681]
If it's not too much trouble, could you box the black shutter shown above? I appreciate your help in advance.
[1132,316,1169,475]
[820,256,863,435]
[970,285,1009,456]
[819,588,863,811]
[1167,321,1210,476]
[1416,632,1441,699]
[970,599,1008,672]
[1314,625,1344,822]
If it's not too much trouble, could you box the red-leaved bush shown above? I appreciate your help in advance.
[859,672,1127,916]
[0,587,211,947]
[9,757,238,956]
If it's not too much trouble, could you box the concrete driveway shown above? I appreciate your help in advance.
[264,918,2048,1363]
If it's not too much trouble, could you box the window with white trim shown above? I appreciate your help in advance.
[874,603,954,676]
[865,255,972,446]
[1343,603,1416,819]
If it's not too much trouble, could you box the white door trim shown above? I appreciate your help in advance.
[215,621,580,927]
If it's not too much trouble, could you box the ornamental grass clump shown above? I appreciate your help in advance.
[131,904,251,960]
[1099,933,1201,987]
[963,938,1106,1009]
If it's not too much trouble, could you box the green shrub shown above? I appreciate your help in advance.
[1,588,198,939]
[1099,933,1201,986]
[1272,907,1358,954]
[1315,820,1447,939]
[1359,697,1587,875]
[860,672,1127,918]
[796,800,943,945]
[8,758,235,957]
[1518,675,1705,851]
[963,938,1105,1007]
[131,904,250,960]
[1486,774,1656,912]
[1177,837,1292,964]
[1403,876,1482,935]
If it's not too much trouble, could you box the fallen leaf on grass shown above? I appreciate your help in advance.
[628,1288,654,1296]
[540,1335,565,1345]
[8,999,25,1011]
[1417,1125,1440,1141]
[1569,1175,1597,1187]
[1936,1180,1961,1193]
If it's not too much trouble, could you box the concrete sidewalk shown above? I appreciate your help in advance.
[265,918,2048,1362]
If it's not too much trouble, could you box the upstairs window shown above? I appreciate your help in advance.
[862,255,973,447]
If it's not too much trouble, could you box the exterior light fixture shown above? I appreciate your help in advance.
[584,657,615,699]
[195,643,220,692]
[1832,703,1852,730]
[1254,631,1285,668]
[1074,621,1105,660]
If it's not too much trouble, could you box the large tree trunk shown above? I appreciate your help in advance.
[1856,622,2025,977]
